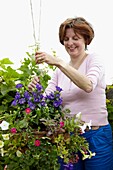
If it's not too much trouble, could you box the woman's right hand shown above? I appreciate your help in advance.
[28,76,40,91]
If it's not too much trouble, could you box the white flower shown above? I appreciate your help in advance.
[0,121,9,130]
[2,134,10,140]
[85,120,92,129]
[82,154,90,160]
[81,149,96,160]
[47,131,53,136]
[76,112,81,119]
[0,140,4,148]
[91,152,96,157]
[88,150,96,159]
[0,148,7,157]
[79,123,87,133]
[80,149,90,160]
[16,150,22,157]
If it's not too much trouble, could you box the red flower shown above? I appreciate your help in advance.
[60,121,64,128]
[25,108,31,114]
[34,140,41,146]
[10,128,17,134]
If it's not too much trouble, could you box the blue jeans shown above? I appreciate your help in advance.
[59,124,113,170]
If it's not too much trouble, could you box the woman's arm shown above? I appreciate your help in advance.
[35,52,93,93]
[57,60,93,93]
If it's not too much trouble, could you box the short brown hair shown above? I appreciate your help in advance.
[59,17,94,49]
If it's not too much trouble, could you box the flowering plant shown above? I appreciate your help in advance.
[0,83,95,170]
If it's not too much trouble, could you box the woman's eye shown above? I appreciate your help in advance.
[64,37,79,41]
[73,37,78,40]
[64,38,68,41]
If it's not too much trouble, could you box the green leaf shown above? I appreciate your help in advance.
[18,119,28,128]
[0,58,14,65]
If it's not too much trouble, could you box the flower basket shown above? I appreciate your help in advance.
[0,83,95,170]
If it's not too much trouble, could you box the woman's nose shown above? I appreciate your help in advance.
[67,39,74,45]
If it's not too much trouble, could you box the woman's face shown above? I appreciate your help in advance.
[63,28,86,57]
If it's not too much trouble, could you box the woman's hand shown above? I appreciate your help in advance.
[35,51,62,66]
[28,76,40,91]
[4,165,7,170]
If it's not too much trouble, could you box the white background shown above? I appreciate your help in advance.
[0,0,113,84]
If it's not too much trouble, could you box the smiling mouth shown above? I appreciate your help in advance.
[68,47,76,52]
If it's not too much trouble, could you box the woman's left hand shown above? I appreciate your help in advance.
[4,165,7,170]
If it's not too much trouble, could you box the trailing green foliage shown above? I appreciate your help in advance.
[106,85,113,131]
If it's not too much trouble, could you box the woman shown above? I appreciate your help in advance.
[28,17,113,170]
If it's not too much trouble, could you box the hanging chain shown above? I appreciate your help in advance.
[38,0,42,42]
[30,0,42,51]
[30,0,37,45]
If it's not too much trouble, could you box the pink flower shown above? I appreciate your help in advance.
[10,128,17,134]
[25,108,31,114]
[34,140,41,146]
[60,121,64,128]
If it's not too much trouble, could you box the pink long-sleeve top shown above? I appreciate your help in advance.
[45,53,108,126]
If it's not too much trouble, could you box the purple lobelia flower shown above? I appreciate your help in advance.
[32,92,37,98]
[16,83,23,89]
[19,98,26,104]
[28,101,36,110]
[53,100,62,107]
[63,163,74,170]
[56,86,62,92]
[36,83,43,92]
[46,92,55,100]
[40,100,46,106]
[11,100,17,106]
[15,92,21,100]
[24,91,30,99]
